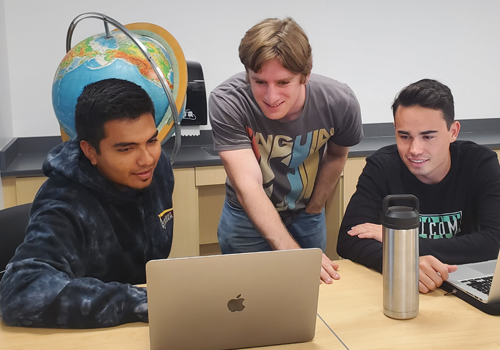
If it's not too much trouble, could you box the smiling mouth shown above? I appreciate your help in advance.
[408,159,428,165]
[264,101,284,108]
[134,168,154,178]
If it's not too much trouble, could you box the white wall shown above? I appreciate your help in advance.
[0,0,12,148]
[0,0,10,208]
[2,0,500,138]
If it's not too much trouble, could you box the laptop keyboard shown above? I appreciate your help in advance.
[462,276,493,295]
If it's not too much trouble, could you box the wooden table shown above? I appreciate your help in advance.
[0,314,344,350]
[2,260,500,349]
[318,260,500,350]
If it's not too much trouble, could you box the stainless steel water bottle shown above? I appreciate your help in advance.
[382,194,420,319]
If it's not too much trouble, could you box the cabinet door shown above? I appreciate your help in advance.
[196,166,226,247]
[2,177,17,208]
[342,158,366,213]
[170,168,200,258]
[2,176,47,209]
[324,178,343,260]
[16,177,48,205]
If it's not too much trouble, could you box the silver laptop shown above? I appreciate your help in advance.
[446,250,500,303]
[146,248,322,350]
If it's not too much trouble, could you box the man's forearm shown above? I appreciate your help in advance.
[337,225,384,272]
[419,230,500,265]
[0,260,148,328]
[306,147,348,213]
[235,181,301,250]
[219,148,301,250]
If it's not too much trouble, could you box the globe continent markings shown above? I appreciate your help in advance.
[53,31,175,139]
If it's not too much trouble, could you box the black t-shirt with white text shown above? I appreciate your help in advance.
[337,140,500,272]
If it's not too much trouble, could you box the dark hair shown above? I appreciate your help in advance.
[75,78,155,152]
[391,79,455,129]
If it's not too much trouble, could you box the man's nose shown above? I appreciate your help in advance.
[265,84,279,103]
[138,147,154,166]
[409,139,423,155]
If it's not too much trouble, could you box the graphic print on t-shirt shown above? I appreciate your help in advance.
[246,126,334,211]
[419,211,462,239]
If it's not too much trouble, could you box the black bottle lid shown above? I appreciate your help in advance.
[382,194,419,229]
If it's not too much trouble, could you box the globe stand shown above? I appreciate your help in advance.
[65,12,182,164]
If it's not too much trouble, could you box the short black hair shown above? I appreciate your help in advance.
[391,79,455,129]
[75,78,155,153]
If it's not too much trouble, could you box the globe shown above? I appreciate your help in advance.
[52,22,187,142]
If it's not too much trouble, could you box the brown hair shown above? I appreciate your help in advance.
[239,17,312,83]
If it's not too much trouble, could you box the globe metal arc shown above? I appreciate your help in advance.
[52,12,187,163]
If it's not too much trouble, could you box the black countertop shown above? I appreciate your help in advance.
[0,130,222,177]
[2,119,500,178]
[348,119,500,157]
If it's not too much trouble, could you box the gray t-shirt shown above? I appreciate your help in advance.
[209,72,363,217]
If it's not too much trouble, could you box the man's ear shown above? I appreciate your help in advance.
[449,121,461,142]
[80,140,98,166]
[303,73,311,85]
[245,68,250,84]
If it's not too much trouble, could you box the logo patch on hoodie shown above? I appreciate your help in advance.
[158,208,173,229]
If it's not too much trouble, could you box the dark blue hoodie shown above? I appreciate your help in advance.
[0,139,174,328]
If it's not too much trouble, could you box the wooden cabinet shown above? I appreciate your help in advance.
[1,165,344,260]
[342,157,366,213]
[169,168,200,258]
[323,178,342,260]
[2,146,499,260]
[192,165,343,260]
[2,176,48,208]
[195,166,226,247]
[0,168,225,259]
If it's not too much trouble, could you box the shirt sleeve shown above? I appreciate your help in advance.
[0,205,148,328]
[418,152,500,264]
[329,86,364,148]
[209,89,252,152]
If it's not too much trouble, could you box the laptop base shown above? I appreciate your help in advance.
[442,282,500,316]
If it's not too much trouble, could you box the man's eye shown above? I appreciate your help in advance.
[118,148,130,153]
[423,136,434,140]
[278,81,290,86]
[149,138,158,144]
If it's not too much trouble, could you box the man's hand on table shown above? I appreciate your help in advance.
[320,253,340,284]
[347,224,461,293]
[419,255,457,293]
[348,223,383,242]
[304,201,340,283]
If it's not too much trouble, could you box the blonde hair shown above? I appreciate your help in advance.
[239,17,312,83]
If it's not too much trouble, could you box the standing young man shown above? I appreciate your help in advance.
[337,79,500,293]
[0,79,174,328]
[209,18,363,283]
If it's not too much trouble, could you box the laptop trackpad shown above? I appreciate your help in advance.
[468,260,496,275]
[449,260,496,281]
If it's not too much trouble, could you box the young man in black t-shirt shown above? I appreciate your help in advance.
[337,79,500,293]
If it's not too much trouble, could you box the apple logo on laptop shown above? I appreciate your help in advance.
[227,294,245,312]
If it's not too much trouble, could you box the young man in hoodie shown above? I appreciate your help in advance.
[0,78,174,328]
